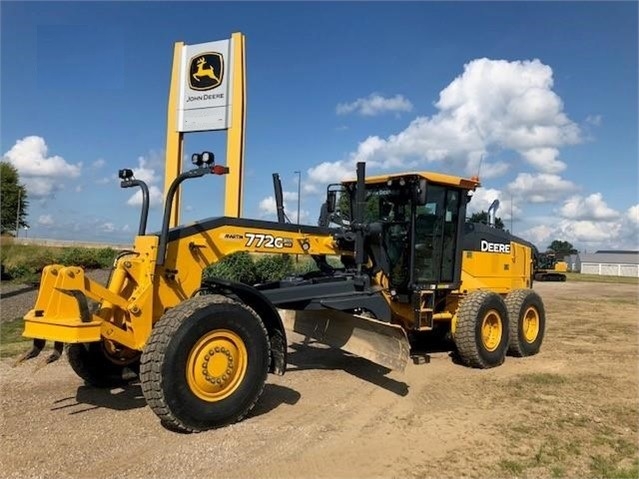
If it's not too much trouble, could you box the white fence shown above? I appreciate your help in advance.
[581,262,639,277]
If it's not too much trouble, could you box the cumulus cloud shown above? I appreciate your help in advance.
[507,173,577,203]
[559,193,620,221]
[2,136,82,198]
[38,214,54,226]
[308,58,581,193]
[521,201,639,251]
[92,158,106,169]
[467,187,522,222]
[336,93,413,116]
[126,151,165,208]
[258,191,308,222]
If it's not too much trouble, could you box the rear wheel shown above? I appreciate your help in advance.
[505,289,546,357]
[67,342,139,387]
[453,291,509,368]
[140,295,270,433]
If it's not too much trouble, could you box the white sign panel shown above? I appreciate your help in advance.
[178,39,232,132]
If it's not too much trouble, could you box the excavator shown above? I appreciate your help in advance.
[16,153,546,432]
[534,251,568,282]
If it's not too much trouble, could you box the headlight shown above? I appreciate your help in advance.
[191,153,202,166]
[201,151,215,165]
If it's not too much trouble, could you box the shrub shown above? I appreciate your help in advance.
[204,251,258,284]
[254,254,294,283]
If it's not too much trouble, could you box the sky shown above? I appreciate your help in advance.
[1,1,638,252]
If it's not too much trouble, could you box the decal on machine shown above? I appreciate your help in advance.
[480,240,511,254]
[245,233,293,249]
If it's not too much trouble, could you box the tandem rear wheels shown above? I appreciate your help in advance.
[453,290,510,368]
[139,294,270,433]
[452,289,546,369]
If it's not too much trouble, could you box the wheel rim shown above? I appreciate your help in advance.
[481,310,503,352]
[522,306,540,343]
[186,329,248,402]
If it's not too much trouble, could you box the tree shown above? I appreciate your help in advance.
[469,210,505,230]
[546,240,577,260]
[1,162,29,235]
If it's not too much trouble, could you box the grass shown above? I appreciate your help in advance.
[0,318,31,358]
[564,272,639,284]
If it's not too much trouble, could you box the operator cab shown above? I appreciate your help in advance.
[334,172,479,296]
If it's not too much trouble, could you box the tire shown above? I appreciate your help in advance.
[505,289,546,357]
[140,294,270,433]
[453,291,509,369]
[67,342,139,387]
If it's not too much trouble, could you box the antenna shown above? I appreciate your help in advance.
[510,193,513,233]
[476,153,484,180]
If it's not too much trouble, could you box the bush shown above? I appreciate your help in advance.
[204,251,258,284]
[254,254,294,283]
[1,244,118,283]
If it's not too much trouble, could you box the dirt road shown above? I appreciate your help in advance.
[1,281,637,478]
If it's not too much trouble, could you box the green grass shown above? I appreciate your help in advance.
[564,272,639,285]
[0,318,30,358]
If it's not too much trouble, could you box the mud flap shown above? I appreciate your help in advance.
[278,309,410,372]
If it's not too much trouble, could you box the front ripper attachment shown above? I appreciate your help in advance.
[13,339,64,368]
[278,309,410,372]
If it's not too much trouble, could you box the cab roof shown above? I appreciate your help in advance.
[341,171,481,190]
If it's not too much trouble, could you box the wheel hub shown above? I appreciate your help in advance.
[522,307,540,343]
[186,330,247,401]
[481,310,502,352]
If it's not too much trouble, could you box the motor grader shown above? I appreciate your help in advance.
[18,154,546,433]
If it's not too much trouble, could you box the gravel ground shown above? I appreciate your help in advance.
[1,281,637,478]
[0,269,111,322]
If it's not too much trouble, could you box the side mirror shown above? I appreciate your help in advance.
[415,179,427,206]
[327,190,337,213]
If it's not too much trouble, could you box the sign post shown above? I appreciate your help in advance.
[163,32,246,227]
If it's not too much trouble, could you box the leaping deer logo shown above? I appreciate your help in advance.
[193,57,219,83]
[188,52,223,91]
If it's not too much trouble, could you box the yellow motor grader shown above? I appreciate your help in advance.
[18,154,545,432]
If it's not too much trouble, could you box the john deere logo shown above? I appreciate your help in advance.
[189,52,223,91]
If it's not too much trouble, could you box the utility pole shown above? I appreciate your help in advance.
[294,170,301,224]
[15,188,21,238]
[510,193,513,233]
[294,170,301,263]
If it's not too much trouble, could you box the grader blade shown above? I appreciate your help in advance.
[278,309,410,372]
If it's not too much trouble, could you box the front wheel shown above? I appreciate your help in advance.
[140,295,270,433]
[453,291,509,369]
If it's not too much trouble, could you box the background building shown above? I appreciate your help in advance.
[579,251,639,277]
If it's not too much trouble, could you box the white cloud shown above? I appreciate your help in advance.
[2,136,81,198]
[127,185,163,208]
[627,204,639,225]
[520,224,554,246]
[38,214,54,226]
[308,58,581,192]
[559,193,620,221]
[96,176,114,185]
[99,222,116,233]
[507,173,577,203]
[467,187,522,222]
[336,93,413,116]
[75,185,83,193]
[126,151,165,208]
[519,147,565,174]
[92,158,106,169]
[585,114,602,126]
[521,202,639,251]
[258,191,303,220]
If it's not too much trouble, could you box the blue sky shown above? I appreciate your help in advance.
[1,1,637,251]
